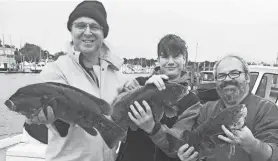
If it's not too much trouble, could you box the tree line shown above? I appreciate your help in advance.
[13,43,51,63]
[123,58,157,67]
[1,39,272,67]
[0,39,16,48]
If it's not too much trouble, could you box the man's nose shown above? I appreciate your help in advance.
[83,25,93,35]
[225,74,233,81]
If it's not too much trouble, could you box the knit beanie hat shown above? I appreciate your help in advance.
[67,0,109,38]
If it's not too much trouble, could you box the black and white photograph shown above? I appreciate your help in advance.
[0,0,278,161]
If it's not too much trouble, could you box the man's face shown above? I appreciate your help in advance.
[158,52,185,79]
[71,17,104,55]
[215,58,249,106]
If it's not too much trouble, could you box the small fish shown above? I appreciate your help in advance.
[111,81,189,132]
[4,82,126,149]
[170,104,248,160]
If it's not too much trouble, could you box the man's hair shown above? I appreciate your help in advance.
[157,34,188,62]
[213,54,250,78]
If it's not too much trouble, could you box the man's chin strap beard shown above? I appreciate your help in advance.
[224,86,249,108]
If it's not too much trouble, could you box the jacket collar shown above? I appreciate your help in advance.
[65,41,123,71]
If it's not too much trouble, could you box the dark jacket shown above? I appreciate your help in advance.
[116,73,200,161]
[150,93,278,161]
[196,94,278,161]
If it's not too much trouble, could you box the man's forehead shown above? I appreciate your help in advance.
[73,17,99,24]
[217,57,243,73]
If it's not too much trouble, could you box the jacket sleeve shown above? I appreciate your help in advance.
[149,102,203,158]
[252,101,278,161]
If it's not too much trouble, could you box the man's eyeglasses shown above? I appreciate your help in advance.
[73,22,103,32]
[216,70,245,81]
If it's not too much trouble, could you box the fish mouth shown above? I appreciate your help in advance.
[238,105,248,118]
[229,104,248,130]
[5,100,17,111]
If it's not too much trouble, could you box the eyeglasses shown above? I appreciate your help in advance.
[73,22,103,32]
[216,70,245,81]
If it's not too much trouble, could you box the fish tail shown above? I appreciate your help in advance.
[94,119,127,149]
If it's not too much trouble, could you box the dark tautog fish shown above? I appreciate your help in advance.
[111,81,189,132]
[4,82,126,149]
[170,104,247,159]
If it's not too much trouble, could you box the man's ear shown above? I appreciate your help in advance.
[245,73,250,83]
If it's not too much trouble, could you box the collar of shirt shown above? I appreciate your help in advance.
[65,41,123,71]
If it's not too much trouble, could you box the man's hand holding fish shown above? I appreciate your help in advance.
[25,106,55,125]
[128,100,156,134]
[218,125,272,157]
[177,144,198,161]
[128,75,168,134]
[145,74,169,91]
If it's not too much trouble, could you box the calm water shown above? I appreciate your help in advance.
[0,73,42,139]
[0,73,149,139]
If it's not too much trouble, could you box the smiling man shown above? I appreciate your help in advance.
[176,55,278,161]
[23,1,136,161]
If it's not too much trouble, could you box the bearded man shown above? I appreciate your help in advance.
[176,55,278,161]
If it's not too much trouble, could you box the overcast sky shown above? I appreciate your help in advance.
[0,0,278,64]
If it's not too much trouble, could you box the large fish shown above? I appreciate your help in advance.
[169,104,248,159]
[4,82,126,149]
[111,81,189,132]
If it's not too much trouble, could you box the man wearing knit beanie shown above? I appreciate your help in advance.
[67,0,109,38]
[23,1,136,161]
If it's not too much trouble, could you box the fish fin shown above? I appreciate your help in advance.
[84,119,127,149]
[150,100,164,121]
[47,82,112,115]
[94,98,112,116]
[210,133,225,145]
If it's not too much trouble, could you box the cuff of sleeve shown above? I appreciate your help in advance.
[148,122,161,135]
[267,143,278,161]
[149,124,165,144]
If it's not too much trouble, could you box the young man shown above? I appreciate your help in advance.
[116,34,200,161]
